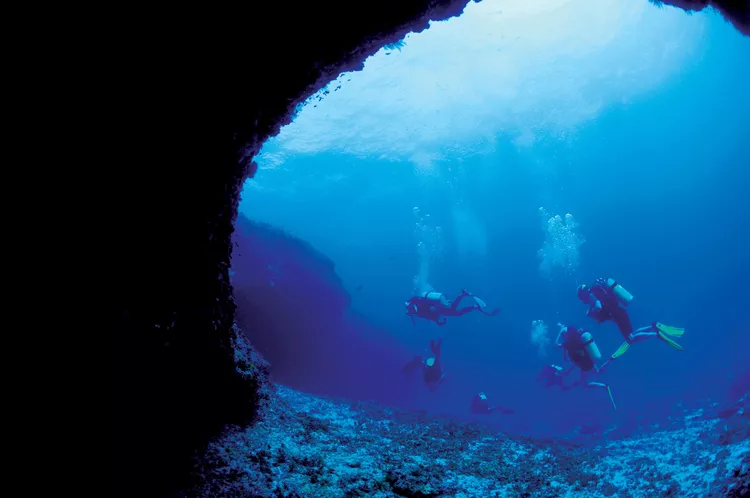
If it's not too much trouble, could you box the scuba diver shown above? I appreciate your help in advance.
[470,392,514,415]
[405,289,499,326]
[578,278,685,365]
[403,338,446,392]
[536,323,617,410]
[536,364,574,390]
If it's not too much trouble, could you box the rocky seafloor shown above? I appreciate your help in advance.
[190,386,748,497]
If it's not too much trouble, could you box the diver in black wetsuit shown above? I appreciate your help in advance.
[403,338,447,392]
[405,289,499,326]
[578,278,685,369]
[470,392,514,415]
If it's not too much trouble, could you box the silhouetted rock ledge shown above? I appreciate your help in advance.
[189,386,749,497]
[115,0,748,496]
[657,1,749,36]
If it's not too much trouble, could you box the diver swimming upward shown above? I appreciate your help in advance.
[403,338,447,392]
[405,289,499,326]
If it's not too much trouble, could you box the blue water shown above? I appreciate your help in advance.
[237,2,750,438]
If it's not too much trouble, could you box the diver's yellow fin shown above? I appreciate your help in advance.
[611,341,631,359]
[657,331,684,351]
[655,322,685,337]
[606,385,617,411]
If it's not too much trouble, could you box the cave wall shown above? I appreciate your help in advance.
[114,1,479,496]
[114,0,748,496]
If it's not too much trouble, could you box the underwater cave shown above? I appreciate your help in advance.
[114,0,749,496]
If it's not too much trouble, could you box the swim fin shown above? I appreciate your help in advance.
[471,295,499,316]
[611,341,631,360]
[606,385,617,411]
[655,322,685,337]
[657,331,684,351]
[473,295,487,308]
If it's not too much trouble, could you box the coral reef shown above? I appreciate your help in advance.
[192,386,749,497]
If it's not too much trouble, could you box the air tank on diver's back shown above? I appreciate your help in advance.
[607,278,634,306]
[423,291,449,306]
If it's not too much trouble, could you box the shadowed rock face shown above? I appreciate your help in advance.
[657,0,749,36]
[114,0,748,496]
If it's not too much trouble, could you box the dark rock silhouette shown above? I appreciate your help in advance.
[232,215,416,405]
[655,0,749,36]
[231,215,350,380]
[114,0,749,495]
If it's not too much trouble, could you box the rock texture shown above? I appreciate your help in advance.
[114,0,749,496]
[192,386,749,497]
[657,1,749,36]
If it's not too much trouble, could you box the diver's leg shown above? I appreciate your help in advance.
[586,381,617,410]
[449,290,471,312]
[612,306,635,339]
[628,324,658,343]
[430,338,442,357]
[595,360,609,375]
[455,305,479,316]
[638,323,684,351]
[628,323,683,350]
[565,370,585,390]
[653,322,685,337]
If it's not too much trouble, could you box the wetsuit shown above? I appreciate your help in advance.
[586,280,633,339]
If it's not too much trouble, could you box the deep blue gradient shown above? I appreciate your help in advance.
[237,10,750,438]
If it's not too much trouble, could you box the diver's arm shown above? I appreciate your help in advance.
[555,329,564,347]
[585,299,603,316]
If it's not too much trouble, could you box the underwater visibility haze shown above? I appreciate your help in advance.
[225,0,749,495]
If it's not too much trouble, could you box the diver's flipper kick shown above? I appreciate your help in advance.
[578,278,686,363]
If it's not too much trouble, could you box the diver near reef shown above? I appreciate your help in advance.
[470,392,515,415]
[577,278,685,367]
[535,323,617,410]
[403,338,447,392]
[405,289,499,326]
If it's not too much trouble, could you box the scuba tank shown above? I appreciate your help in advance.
[580,332,602,361]
[606,278,634,306]
[423,292,449,306]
